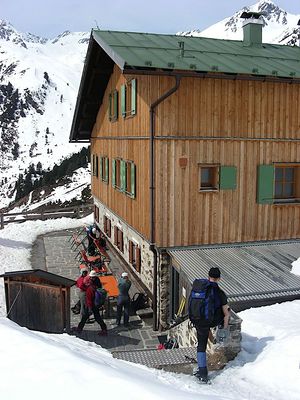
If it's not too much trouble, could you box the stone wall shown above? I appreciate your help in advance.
[168,312,242,370]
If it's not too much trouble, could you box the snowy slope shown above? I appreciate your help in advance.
[180,1,300,46]
[0,217,300,400]
[0,20,89,208]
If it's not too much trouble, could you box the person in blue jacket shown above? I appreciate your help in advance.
[116,272,131,327]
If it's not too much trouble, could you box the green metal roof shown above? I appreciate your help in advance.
[93,30,300,79]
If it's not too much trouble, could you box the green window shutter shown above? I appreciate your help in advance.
[257,165,274,204]
[112,159,116,188]
[105,157,109,182]
[120,160,126,191]
[99,156,103,180]
[113,90,118,120]
[131,79,136,115]
[108,93,112,121]
[219,166,237,190]
[131,162,136,198]
[121,84,126,117]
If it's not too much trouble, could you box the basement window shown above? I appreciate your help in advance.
[103,215,111,238]
[114,226,123,252]
[129,240,141,273]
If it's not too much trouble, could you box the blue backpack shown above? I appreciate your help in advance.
[94,288,107,307]
[188,279,220,325]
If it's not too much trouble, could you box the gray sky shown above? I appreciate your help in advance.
[1,0,298,38]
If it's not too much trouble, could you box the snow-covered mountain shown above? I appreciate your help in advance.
[1,1,299,211]
[0,20,89,209]
[180,0,300,46]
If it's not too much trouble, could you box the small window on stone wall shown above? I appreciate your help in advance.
[94,205,99,223]
[103,215,111,237]
[114,226,124,252]
[129,240,141,273]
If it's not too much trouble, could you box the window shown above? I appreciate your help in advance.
[94,205,99,223]
[257,164,300,204]
[92,154,99,177]
[129,240,141,273]
[114,226,123,252]
[199,165,219,191]
[199,165,237,192]
[103,216,111,238]
[109,90,118,122]
[112,158,121,189]
[121,79,136,117]
[112,158,136,198]
[275,166,295,199]
[100,156,109,183]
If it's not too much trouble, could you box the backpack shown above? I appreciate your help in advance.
[188,279,220,325]
[94,288,107,307]
[130,292,148,313]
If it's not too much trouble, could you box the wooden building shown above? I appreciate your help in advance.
[70,12,300,329]
[0,269,75,333]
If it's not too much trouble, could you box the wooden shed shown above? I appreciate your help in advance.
[0,269,75,334]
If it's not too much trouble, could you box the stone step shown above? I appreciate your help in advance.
[136,307,153,318]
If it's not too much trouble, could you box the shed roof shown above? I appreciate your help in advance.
[70,30,300,143]
[0,269,76,287]
[168,239,300,311]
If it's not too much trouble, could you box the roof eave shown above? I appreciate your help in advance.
[92,30,126,72]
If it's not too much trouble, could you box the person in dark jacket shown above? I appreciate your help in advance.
[116,272,131,326]
[193,267,230,384]
[74,270,107,336]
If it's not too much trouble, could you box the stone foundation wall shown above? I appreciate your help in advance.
[94,200,154,292]
[168,312,242,370]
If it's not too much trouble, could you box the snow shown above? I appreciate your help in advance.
[0,217,300,400]
[9,166,91,213]
[291,257,300,276]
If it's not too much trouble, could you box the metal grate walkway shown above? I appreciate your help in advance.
[112,347,197,369]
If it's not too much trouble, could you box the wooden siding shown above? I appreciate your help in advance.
[155,139,300,247]
[7,281,66,333]
[91,66,300,247]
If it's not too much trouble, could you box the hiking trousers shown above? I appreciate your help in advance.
[195,325,210,352]
[78,305,107,332]
[116,298,130,325]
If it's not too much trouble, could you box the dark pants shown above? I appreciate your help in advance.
[78,306,107,332]
[116,298,130,325]
[195,325,210,352]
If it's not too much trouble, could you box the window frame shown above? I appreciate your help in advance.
[198,164,219,192]
[92,154,99,177]
[103,215,111,238]
[114,226,124,252]
[129,240,141,273]
[100,156,109,183]
[274,163,300,204]
[108,89,118,122]
[121,79,137,118]
[112,157,136,198]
